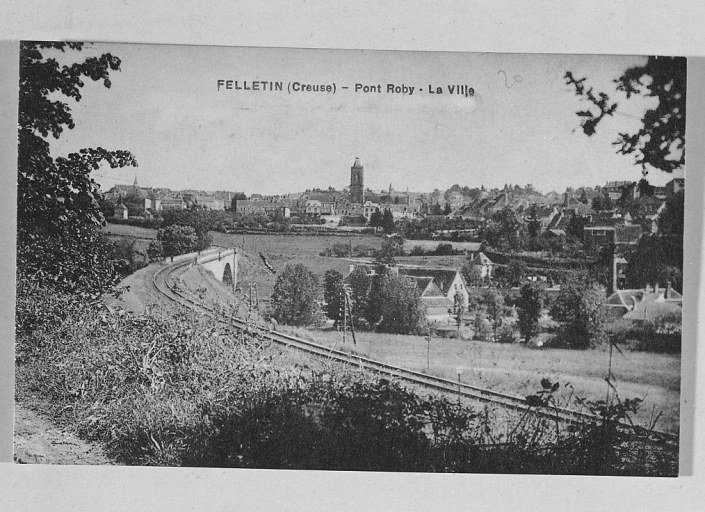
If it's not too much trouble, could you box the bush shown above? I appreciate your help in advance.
[472,311,493,341]
[148,240,164,262]
[496,324,517,344]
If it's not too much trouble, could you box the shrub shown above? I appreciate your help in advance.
[147,240,164,262]
[496,324,517,344]
[352,244,376,257]
[472,311,493,341]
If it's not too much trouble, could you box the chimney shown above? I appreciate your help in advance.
[666,280,672,299]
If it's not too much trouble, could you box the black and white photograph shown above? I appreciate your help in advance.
[13,41,686,477]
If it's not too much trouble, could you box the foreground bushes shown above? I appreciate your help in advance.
[15,278,677,474]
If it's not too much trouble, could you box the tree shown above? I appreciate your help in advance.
[271,264,319,326]
[449,288,466,336]
[481,289,505,342]
[377,273,426,335]
[550,276,606,349]
[365,268,387,327]
[369,209,383,231]
[230,192,247,210]
[659,191,684,237]
[625,235,683,293]
[591,195,614,211]
[517,282,544,343]
[323,270,345,328]
[565,57,686,176]
[381,209,396,234]
[157,225,198,257]
[566,214,587,241]
[162,208,213,251]
[461,262,484,288]
[18,42,138,295]
[375,236,404,266]
[347,267,372,328]
[483,208,525,251]
[506,259,527,288]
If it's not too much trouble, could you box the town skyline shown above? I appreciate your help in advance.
[111,164,680,200]
[48,44,685,196]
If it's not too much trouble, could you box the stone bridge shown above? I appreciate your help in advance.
[196,248,238,290]
[170,247,238,290]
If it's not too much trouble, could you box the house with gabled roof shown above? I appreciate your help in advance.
[345,264,468,323]
[602,283,682,322]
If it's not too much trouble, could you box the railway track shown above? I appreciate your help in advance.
[152,258,678,445]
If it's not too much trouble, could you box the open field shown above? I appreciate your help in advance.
[276,325,681,433]
[210,231,381,258]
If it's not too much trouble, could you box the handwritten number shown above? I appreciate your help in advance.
[498,70,523,89]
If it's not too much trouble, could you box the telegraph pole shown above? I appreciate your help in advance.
[342,287,347,345]
[344,284,357,346]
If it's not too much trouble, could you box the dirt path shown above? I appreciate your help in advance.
[13,404,117,465]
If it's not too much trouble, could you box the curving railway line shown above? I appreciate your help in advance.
[152,257,678,445]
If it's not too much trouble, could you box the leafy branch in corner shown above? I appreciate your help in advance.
[565,56,686,175]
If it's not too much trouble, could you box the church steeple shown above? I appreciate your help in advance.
[133,175,139,187]
[350,157,365,204]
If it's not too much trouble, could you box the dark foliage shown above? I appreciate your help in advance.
[271,264,319,326]
[18,41,138,296]
[565,56,686,175]
[517,282,544,343]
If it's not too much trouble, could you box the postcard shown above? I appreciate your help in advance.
[14,42,686,476]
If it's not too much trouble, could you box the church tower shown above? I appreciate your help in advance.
[350,157,365,204]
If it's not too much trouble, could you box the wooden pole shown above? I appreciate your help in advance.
[342,288,347,345]
[346,290,357,346]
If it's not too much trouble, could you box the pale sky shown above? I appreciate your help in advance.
[47,43,685,195]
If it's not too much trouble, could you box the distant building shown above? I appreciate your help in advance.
[350,157,365,204]
[345,264,469,324]
[665,178,685,197]
[193,194,225,210]
[467,251,495,282]
[603,181,636,201]
[602,283,682,322]
[113,202,128,220]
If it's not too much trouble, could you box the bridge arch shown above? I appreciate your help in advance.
[222,262,233,287]
[194,248,238,291]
